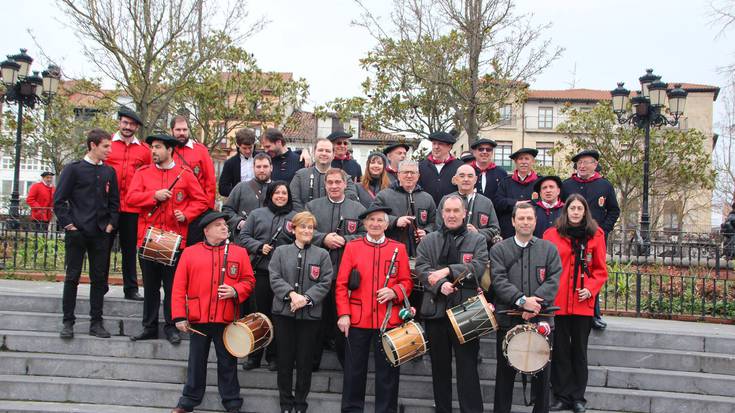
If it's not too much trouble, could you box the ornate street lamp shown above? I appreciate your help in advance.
[610,69,688,255]
[0,49,60,226]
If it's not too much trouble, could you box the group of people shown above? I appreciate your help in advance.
[53,106,619,413]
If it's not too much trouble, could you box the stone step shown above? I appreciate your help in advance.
[0,401,221,413]
[3,351,734,398]
[1,373,732,413]
[2,327,733,375]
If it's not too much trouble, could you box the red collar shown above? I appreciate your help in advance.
[427,154,456,165]
[536,199,564,215]
[386,165,397,174]
[571,172,601,183]
[471,160,496,173]
[511,170,538,185]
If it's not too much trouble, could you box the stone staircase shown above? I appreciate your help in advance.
[0,279,734,413]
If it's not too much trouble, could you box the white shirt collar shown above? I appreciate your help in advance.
[154,161,176,170]
[329,195,346,204]
[184,139,194,149]
[112,131,140,145]
[541,200,555,208]
[514,236,530,248]
[83,155,103,166]
[366,234,386,244]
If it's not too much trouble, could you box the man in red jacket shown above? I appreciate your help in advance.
[170,115,216,245]
[171,211,255,413]
[336,205,412,413]
[106,106,152,301]
[127,134,209,344]
[26,171,55,230]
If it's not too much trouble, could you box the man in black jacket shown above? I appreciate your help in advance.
[218,128,256,197]
[328,131,362,182]
[262,128,305,184]
[418,131,464,205]
[54,129,120,339]
[495,148,541,239]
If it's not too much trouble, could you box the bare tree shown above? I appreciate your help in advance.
[57,0,266,137]
[715,82,735,215]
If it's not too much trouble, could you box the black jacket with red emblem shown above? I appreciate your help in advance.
[269,243,334,320]
[306,196,366,268]
[561,175,620,235]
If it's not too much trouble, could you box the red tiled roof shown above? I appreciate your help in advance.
[281,110,399,143]
[527,83,720,102]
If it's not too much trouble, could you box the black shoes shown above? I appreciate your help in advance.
[89,322,111,338]
[572,401,587,413]
[550,400,571,411]
[242,359,260,370]
[130,329,158,341]
[124,291,144,301]
[59,323,74,339]
[591,316,607,330]
[166,330,182,345]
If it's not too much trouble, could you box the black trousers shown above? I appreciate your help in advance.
[139,254,178,333]
[62,231,110,324]
[176,323,242,412]
[551,315,592,405]
[274,315,320,411]
[313,281,345,368]
[425,318,483,413]
[248,271,276,364]
[109,212,139,294]
[493,328,552,413]
[341,327,400,413]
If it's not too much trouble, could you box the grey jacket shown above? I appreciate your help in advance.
[436,192,501,247]
[415,229,489,319]
[371,184,436,253]
[269,243,333,320]
[305,196,366,267]
[222,179,269,235]
[490,237,562,329]
[236,207,296,272]
[290,166,358,212]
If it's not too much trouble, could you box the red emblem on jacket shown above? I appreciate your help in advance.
[176,191,184,202]
[538,268,546,282]
[285,220,294,234]
[310,265,320,280]
[347,220,357,234]
[420,209,428,223]
[479,213,489,227]
[462,253,473,263]
[229,262,239,276]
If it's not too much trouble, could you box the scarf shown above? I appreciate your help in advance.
[471,160,497,173]
[535,199,564,216]
[571,172,602,183]
[264,183,293,216]
[439,224,468,265]
[427,153,456,165]
[511,170,539,185]
[568,225,589,292]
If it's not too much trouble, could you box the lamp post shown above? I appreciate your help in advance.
[0,49,60,226]
[610,69,688,255]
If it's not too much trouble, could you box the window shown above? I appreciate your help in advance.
[499,104,513,126]
[1,180,12,196]
[536,144,554,167]
[538,107,553,129]
[662,201,681,233]
[494,142,513,171]
[21,158,41,171]
[2,156,12,170]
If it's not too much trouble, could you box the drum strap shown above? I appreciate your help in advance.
[379,285,411,336]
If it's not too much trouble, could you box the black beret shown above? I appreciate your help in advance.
[533,175,563,194]
[358,205,392,220]
[40,171,55,177]
[427,131,456,145]
[470,138,497,149]
[145,134,183,148]
[509,148,538,160]
[117,106,143,126]
[326,131,353,141]
[571,149,600,163]
[199,211,229,231]
[382,142,410,155]
[460,152,475,162]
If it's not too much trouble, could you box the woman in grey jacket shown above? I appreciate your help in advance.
[269,211,333,413]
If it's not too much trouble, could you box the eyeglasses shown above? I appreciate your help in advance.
[334,141,349,146]
[399,170,418,175]
[577,160,597,166]
[475,147,493,153]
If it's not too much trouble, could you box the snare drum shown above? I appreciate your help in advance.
[502,324,551,374]
[446,294,498,344]
[381,320,428,367]
[223,312,274,358]
[139,227,182,266]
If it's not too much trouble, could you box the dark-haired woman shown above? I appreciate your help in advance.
[543,193,608,413]
[237,181,296,371]
[355,152,392,208]
[270,211,333,413]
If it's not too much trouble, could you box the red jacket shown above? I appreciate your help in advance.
[126,163,209,248]
[172,242,255,324]
[336,237,413,330]
[175,141,216,208]
[543,227,608,316]
[26,182,54,222]
[106,134,153,213]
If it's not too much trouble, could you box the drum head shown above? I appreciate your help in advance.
[223,322,254,358]
[505,330,550,374]
[381,334,399,366]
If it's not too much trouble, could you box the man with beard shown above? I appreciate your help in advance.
[561,150,619,330]
[416,195,489,413]
[105,106,151,301]
[383,143,410,184]
[127,134,209,344]
[219,128,257,197]
[372,159,436,258]
[290,139,357,212]
[495,148,541,239]
[328,131,362,182]
[261,128,308,183]
[468,138,507,203]
[222,152,272,236]
[418,131,464,205]
[305,168,366,370]
[533,176,565,238]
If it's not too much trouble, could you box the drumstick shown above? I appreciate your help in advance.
[147,169,185,217]
[187,326,207,336]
